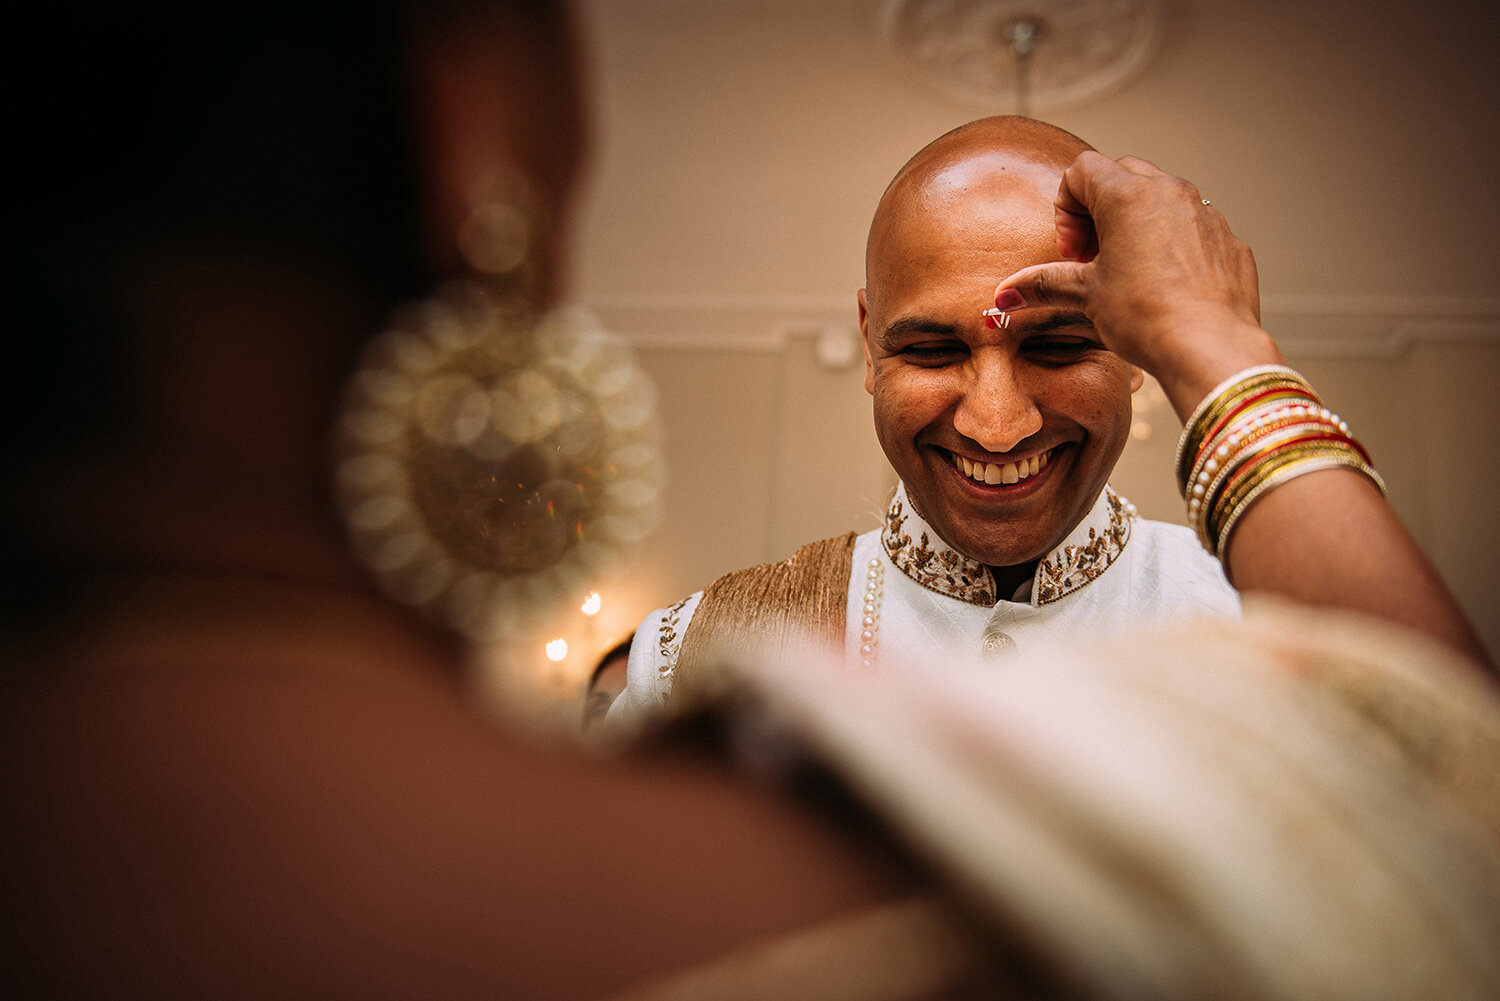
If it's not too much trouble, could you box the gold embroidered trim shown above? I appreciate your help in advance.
[1034,489,1134,605]
[657,596,690,681]
[881,495,997,607]
[880,485,1135,607]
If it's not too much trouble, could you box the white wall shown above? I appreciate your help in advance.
[559,0,1500,669]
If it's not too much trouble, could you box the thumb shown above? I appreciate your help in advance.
[995,261,1091,313]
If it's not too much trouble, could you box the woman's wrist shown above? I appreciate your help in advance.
[1147,322,1283,423]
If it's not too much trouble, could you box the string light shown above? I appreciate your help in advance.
[580,591,602,616]
[545,638,568,662]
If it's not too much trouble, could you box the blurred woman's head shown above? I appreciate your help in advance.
[6,0,588,469]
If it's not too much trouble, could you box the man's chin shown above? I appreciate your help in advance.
[932,521,1057,571]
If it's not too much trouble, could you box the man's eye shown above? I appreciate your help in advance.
[900,343,966,364]
[1026,338,1094,360]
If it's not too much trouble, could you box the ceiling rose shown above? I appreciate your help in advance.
[880,0,1165,114]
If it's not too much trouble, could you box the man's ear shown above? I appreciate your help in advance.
[1129,365,1145,393]
[857,289,875,395]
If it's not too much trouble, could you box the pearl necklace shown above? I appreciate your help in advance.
[859,558,885,669]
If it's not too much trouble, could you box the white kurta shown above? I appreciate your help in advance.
[607,484,1239,727]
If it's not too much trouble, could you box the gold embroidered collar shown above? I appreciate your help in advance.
[880,483,1135,607]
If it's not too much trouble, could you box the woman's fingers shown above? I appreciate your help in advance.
[994,263,1088,314]
[993,148,1273,406]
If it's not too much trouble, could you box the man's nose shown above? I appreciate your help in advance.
[952,357,1042,454]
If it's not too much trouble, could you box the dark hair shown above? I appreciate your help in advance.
[4,3,425,471]
[588,636,634,691]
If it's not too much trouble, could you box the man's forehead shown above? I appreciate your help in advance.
[866,172,1061,304]
[873,149,1062,254]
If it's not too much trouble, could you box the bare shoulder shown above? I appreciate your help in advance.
[0,575,909,1000]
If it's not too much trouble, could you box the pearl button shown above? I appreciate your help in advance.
[981,631,1017,657]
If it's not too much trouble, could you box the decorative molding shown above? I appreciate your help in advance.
[1260,294,1500,359]
[586,292,851,316]
[585,292,1500,359]
[1273,320,1500,360]
[1261,293,1500,314]
[879,0,1165,113]
[583,293,856,354]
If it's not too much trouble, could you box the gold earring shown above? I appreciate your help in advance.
[333,175,664,642]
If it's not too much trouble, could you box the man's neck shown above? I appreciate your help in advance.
[987,560,1040,603]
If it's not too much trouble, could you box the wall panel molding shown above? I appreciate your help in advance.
[586,292,1500,359]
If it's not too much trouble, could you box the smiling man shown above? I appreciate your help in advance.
[861,118,1146,601]
[607,116,1237,724]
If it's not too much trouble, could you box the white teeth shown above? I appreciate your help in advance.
[954,449,1051,485]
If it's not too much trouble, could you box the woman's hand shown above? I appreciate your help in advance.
[996,151,1279,420]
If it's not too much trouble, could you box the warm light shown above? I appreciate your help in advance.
[580,591,602,616]
[545,638,568,662]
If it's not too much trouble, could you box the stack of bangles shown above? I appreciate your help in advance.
[1174,364,1387,559]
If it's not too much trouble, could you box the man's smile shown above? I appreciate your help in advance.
[949,446,1053,486]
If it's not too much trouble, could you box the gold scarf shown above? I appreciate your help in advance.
[672,532,857,707]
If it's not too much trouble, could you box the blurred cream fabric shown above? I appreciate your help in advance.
[731,600,1500,1000]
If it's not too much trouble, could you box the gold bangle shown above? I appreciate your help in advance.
[1175,366,1315,493]
[1188,385,1321,483]
[1177,371,1296,487]
[1215,450,1387,559]
[1212,438,1386,549]
[1209,441,1361,544]
[1187,409,1343,515]
[1184,389,1314,496]
[1190,424,1351,548]
[1175,366,1384,557]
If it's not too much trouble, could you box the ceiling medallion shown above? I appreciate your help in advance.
[880,0,1165,114]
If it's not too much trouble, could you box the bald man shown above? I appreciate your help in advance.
[608,117,1239,724]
